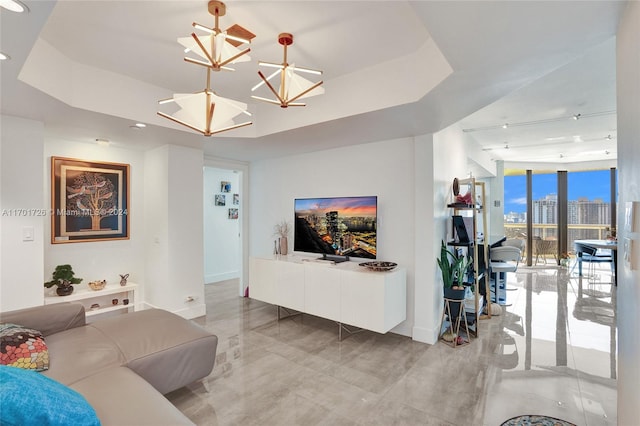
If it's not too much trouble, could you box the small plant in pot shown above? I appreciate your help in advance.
[44,264,83,296]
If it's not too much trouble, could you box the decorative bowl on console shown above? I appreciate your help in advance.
[359,261,397,272]
[88,280,107,291]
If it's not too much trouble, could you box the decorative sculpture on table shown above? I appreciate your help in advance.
[119,274,129,286]
[450,177,473,206]
[273,220,290,256]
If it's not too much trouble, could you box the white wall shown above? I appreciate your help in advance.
[412,134,435,342]
[144,145,170,310]
[43,138,146,298]
[203,167,241,283]
[249,138,416,337]
[145,145,205,318]
[1,119,207,320]
[489,160,505,238]
[615,1,640,423]
[248,132,471,343]
[0,116,45,311]
[429,126,473,342]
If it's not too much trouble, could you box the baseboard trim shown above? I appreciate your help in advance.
[412,325,438,344]
[205,271,239,284]
[173,303,206,320]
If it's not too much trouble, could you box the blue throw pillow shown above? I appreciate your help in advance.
[0,365,101,426]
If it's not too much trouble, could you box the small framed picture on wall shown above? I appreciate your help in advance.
[228,208,238,219]
[220,181,231,193]
[233,193,239,205]
[215,194,226,206]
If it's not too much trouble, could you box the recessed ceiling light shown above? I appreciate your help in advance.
[0,52,10,61]
[572,113,581,120]
[0,0,28,13]
[502,123,509,129]
[130,123,146,129]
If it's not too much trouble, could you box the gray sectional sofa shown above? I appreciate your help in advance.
[1,302,218,425]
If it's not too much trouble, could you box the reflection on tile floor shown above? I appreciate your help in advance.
[166,262,616,426]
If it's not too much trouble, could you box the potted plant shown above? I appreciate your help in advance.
[44,264,83,296]
[437,240,471,344]
[437,240,469,299]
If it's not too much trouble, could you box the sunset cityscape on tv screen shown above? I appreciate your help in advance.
[294,196,377,259]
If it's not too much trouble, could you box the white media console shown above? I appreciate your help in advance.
[249,256,407,339]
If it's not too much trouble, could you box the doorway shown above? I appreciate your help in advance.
[203,159,249,297]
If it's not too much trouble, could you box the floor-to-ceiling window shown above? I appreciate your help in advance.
[568,169,617,247]
[504,168,617,264]
[504,170,558,263]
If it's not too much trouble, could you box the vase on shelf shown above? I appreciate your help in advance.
[279,237,288,256]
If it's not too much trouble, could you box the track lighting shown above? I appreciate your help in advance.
[462,110,615,133]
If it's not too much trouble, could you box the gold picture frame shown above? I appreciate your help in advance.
[51,157,130,243]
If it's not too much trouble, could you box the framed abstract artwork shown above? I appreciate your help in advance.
[51,157,129,243]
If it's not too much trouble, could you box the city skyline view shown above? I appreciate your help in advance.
[504,169,614,214]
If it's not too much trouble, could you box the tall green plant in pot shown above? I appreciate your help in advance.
[437,241,470,343]
[437,240,469,301]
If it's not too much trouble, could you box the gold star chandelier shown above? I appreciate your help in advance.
[251,33,324,108]
[158,2,325,136]
[158,1,254,136]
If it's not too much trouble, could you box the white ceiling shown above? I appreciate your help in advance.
[0,1,627,166]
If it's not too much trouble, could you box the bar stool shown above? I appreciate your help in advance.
[489,246,521,305]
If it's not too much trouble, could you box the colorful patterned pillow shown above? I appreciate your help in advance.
[0,323,49,371]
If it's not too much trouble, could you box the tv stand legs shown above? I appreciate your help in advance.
[275,307,364,341]
[337,322,364,341]
[276,306,302,321]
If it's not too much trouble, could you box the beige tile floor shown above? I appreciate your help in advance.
[167,261,616,425]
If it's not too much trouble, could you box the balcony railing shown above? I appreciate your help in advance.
[503,223,614,263]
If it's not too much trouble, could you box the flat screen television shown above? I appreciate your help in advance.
[294,196,377,261]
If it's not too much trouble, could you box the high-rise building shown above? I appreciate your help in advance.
[532,194,558,224]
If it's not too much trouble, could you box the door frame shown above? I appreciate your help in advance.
[204,156,250,297]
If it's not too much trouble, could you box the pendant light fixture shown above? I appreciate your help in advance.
[158,1,253,136]
[158,68,252,136]
[178,1,255,72]
[251,33,324,108]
